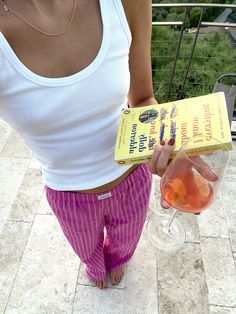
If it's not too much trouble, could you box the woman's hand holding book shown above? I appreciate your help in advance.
[147,138,176,177]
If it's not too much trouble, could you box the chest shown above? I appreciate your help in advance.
[0,1,131,136]
[1,1,102,78]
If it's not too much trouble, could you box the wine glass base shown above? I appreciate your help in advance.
[146,214,186,251]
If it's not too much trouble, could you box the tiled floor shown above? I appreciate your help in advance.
[0,119,236,314]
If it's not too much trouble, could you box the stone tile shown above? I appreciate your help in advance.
[0,138,8,154]
[0,222,31,313]
[125,260,158,314]
[124,230,158,314]
[222,147,236,185]
[8,167,44,222]
[197,197,229,239]
[222,141,236,181]
[220,144,236,251]
[0,158,29,234]
[220,182,236,252]
[73,285,124,314]
[0,120,11,153]
[224,143,236,178]
[148,175,160,216]
[0,119,11,137]
[201,237,236,307]
[157,242,209,314]
[210,305,236,314]
[178,212,200,243]
[5,215,80,314]
[0,130,32,159]
[37,190,52,215]
[28,157,41,170]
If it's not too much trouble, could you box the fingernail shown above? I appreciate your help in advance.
[168,138,175,146]
[160,140,165,146]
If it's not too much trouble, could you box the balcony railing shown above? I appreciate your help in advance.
[151,2,236,136]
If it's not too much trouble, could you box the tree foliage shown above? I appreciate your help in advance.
[151,26,236,105]
[151,1,236,107]
[152,0,236,28]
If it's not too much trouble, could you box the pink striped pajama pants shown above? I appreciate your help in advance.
[45,164,152,281]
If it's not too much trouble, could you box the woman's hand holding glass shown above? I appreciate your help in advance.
[146,136,230,251]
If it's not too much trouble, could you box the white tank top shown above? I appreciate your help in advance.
[0,0,133,190]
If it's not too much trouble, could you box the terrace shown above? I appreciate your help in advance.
[0,3,236,314]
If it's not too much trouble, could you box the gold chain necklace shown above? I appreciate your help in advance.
[0,0,77,36]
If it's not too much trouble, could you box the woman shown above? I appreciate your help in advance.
[0,0,174,289]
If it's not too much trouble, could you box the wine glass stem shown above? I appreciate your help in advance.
[163,208,178,233]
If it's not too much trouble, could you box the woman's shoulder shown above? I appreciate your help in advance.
[120,0,133,31]
[121,0,151,35]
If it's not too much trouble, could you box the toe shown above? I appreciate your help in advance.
[94,280,101,289]
[110,275,115,285]
[109,267,125,285]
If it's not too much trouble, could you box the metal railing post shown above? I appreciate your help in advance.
[151,2,236,101]
[179,7,204,99]
[167,8,188,102]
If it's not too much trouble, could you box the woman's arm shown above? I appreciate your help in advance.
[122,1,175,176]
[122,0,157,107]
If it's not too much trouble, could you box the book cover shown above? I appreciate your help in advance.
[115,92,233,165]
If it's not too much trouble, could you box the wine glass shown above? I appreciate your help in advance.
[146,135,230,251]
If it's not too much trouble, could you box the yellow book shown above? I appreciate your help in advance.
[115,92,233,165]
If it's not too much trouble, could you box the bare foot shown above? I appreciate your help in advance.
[109,266,124,285]
[92,279,107,289]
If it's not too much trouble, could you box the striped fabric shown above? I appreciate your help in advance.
[45,164,152,281]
